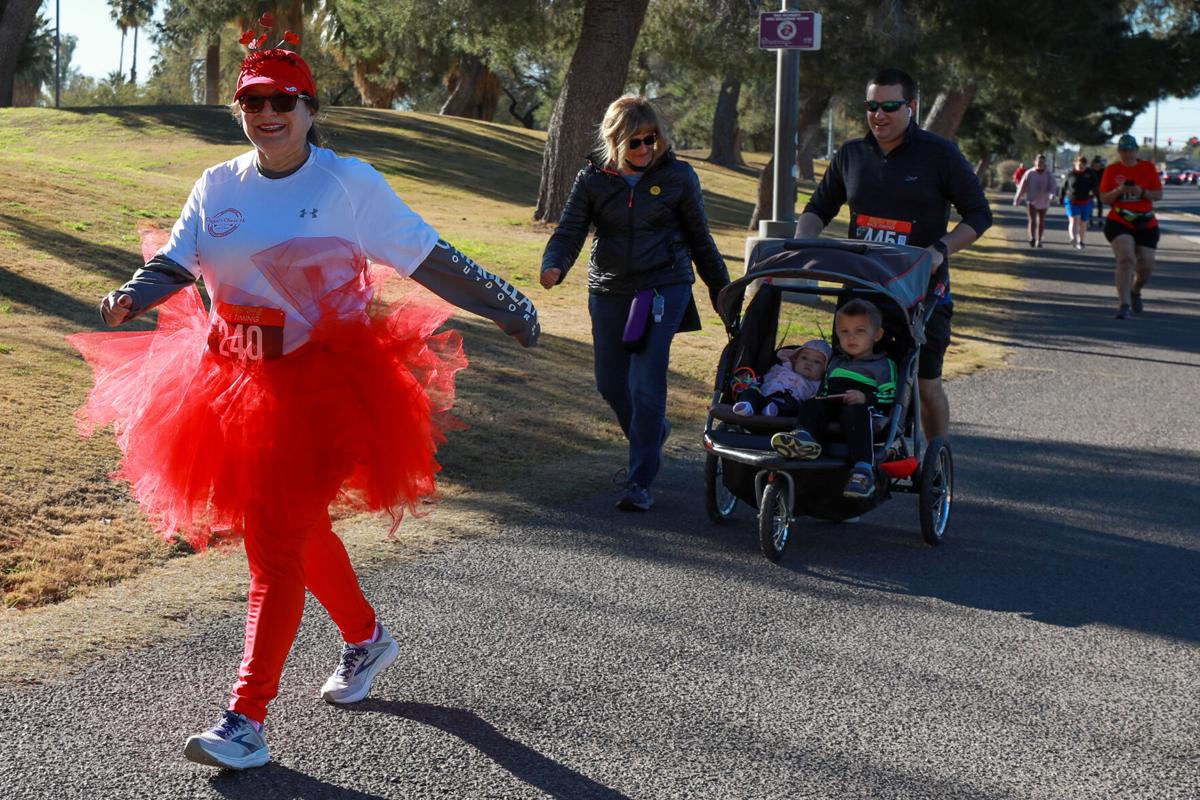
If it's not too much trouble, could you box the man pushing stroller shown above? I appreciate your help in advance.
[770,299,896,499]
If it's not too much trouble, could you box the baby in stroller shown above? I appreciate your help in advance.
[769,298,896,499]
[731,339,832,417]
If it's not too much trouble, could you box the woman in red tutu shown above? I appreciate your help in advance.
[70,31,538,770]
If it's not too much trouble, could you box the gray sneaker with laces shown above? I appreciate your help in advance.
[183,709,269,770]
[320,624,401,705]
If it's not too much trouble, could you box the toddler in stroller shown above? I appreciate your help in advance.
[770,298,896,499]
[731,339,832,417]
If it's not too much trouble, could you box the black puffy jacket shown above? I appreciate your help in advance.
[540,151,730,307]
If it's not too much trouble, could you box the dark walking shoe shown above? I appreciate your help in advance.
[1115,304,1132,320]
[617,483,654,511]
[842,465,876,500]
[1130,292,1143,314]
[771,428,821,459]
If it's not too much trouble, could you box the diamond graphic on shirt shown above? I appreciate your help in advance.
[250,236,369,325]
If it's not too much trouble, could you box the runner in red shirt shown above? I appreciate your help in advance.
[1099,134,1163,319]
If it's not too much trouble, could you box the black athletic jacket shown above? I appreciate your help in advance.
[1059,169,1100,204]
[540,151,730,308]
[804,120,992,297]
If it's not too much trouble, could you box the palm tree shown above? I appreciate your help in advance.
[108,0,156,83]
[108,0,131,79]
[128,0,157,84]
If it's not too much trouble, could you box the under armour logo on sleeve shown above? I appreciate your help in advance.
[299,208,318,218]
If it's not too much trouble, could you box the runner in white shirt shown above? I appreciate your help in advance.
[69,35,537,771]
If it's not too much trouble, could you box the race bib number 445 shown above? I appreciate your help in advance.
[208,303,285,361]
[855,214,913,245]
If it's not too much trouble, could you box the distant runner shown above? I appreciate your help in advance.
[1099,134,1162,319]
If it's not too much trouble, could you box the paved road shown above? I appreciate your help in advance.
[2,201,1198,799]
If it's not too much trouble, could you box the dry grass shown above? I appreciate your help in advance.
[0,106,1018,616]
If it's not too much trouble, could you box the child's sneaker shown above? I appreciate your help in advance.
[762,402,779,417]
[183,710,270,770]
[731,400,754,416]
[320,624,401,705]
[771,428,821,459]
[842,463,876,499]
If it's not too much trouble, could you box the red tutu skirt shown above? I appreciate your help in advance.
[68,273,467,551]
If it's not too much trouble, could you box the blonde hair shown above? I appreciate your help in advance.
[596,95,672,170]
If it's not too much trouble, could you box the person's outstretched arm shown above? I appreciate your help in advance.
[410,240,540,348]
[100,255,197,326]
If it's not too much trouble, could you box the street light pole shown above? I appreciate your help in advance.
[54,0,61,108]
[769,0,800,231]
[1152,98,1159,165]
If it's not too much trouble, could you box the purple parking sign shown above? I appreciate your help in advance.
[759,11,822,50]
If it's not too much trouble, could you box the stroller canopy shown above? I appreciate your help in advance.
[717,239,939,330]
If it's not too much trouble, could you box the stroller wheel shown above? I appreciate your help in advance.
[704,454,738,523]
[919,437,953,546]
[757,480,792,561]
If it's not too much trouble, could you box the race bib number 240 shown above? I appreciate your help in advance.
[208,303,285,361]
[855,214,913,245]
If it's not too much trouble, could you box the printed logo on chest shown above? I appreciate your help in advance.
[206,208,245,238]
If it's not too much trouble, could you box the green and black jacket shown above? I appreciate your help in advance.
[821,352,897,409]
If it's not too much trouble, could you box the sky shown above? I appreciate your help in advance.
[47,0,1200,151]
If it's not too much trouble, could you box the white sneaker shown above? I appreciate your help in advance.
[183,710,270,770]
[320,624,401,704]
[762,402,778,417]
[731,400,754,416]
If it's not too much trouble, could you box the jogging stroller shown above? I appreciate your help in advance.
[703,238,953,562]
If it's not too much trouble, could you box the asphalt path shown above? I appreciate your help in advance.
[2,197,1198,799]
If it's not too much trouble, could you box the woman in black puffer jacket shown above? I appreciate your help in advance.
[540,95,730,512]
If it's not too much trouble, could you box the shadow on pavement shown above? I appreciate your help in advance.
[492,427,1199,645]
[210,762,386,799]
[344,699,633,800]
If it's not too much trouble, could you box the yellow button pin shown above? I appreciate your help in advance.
[649,185,661,196]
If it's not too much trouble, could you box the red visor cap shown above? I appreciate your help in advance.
[233,50,317,101]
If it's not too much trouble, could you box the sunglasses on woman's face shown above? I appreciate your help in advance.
[863,100,907,113]
[628,133,658,150]
[237,93,310,114]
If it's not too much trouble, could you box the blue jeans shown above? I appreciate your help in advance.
[589,283,692,488]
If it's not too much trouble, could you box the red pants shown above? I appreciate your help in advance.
[229,509,376,723]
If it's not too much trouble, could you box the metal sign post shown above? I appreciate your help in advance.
[745,5,823,285]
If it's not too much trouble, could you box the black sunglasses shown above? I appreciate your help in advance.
[628,133,658,150]
[863,100,907,113]
[237,93,311,114]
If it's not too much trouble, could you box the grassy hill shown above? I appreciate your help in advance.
[0,106,1014,610]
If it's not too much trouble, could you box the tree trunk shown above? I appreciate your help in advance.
[974,154,992,187]
[795,89,832,180]
[118,30,126,79]
[440,54,502,121]
[921,83,978,140]
[707,73,743,166]
[0,0,42,107]
[204,38,221,105]
[749,157,774,231]
[352,57,404,109]
[274,1,304,45]
[503,86,540,129]
[534,0,650,223]
[130,27,139,84]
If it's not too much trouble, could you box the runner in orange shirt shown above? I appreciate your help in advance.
[1099,134,1163,319]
